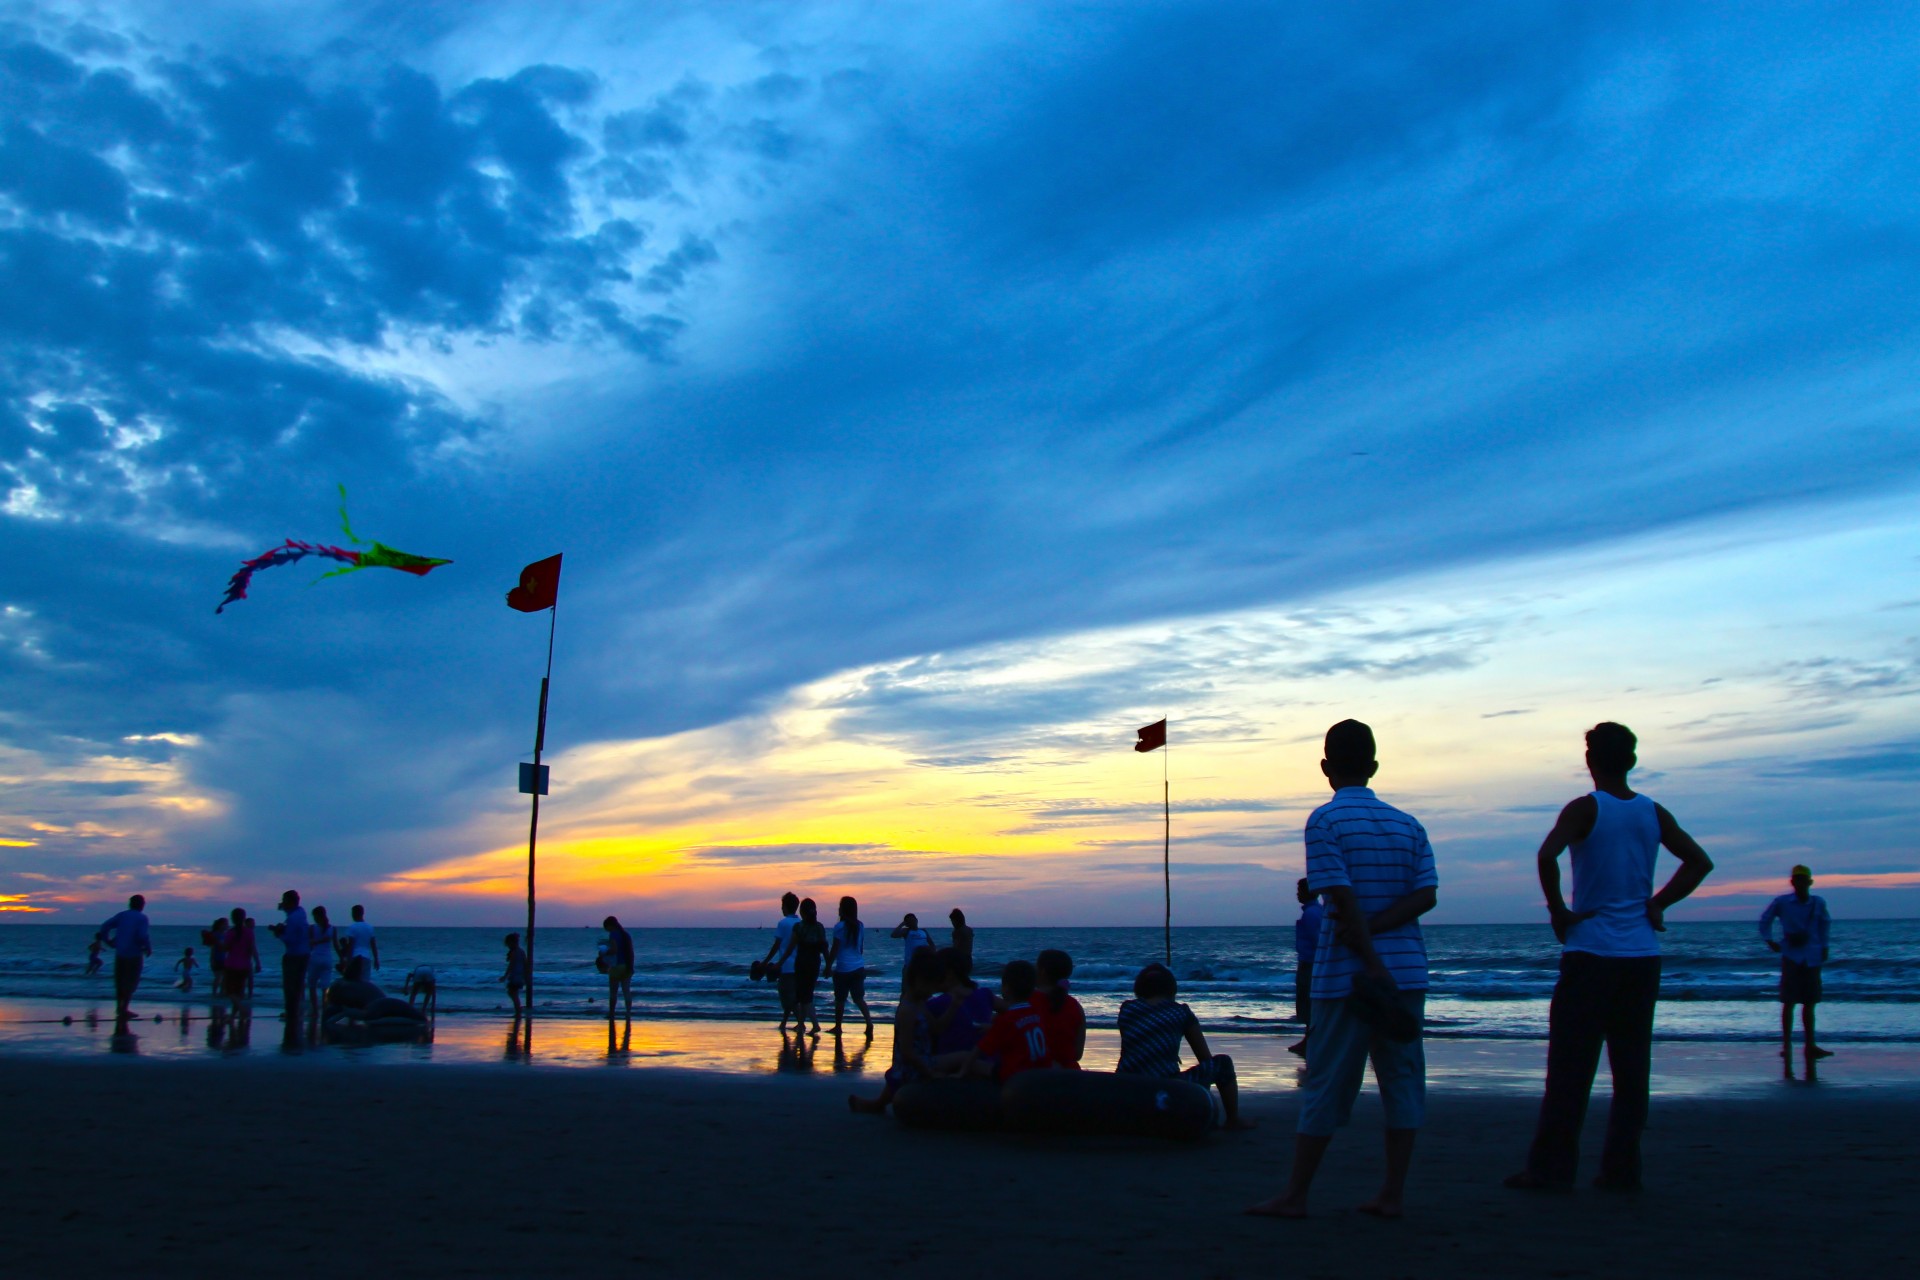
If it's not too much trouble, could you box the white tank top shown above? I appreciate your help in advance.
[1564,791,1662,958]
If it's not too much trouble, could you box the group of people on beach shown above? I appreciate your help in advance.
[839,718,1835,1218]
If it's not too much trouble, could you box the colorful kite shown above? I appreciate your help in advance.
[215,487,451,613]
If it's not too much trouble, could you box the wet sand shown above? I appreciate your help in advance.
[2,1049,1913,1278]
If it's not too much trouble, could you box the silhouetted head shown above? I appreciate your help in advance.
[781,892,799,916]
[1133,963,1178,1000]
[229,907,246,927]
[936,947,971,985]
[312,906,330,927]
[839,895,858,923]
[1791,865,1813,896]
[949,908,966,926]
[902,948,942,998]
[1036,949,1073,1010]
[1000,959,1037,1003]
[1320,719,1379,788]
[799,898,818,922]
[1585,722,1637,777]
[505,932,521,948]
[1296,877,1314,906]
[351,904,366,922]
[128,894,146,910]
[184,946,194,956]
[211,917,228,934]
[903,912,919,927]
[603,915,621,931]
[278,890,300,910]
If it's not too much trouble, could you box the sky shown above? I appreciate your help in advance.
[2,1,1917,928]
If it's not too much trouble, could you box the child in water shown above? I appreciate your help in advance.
[174,947,198,993]
[848,949,943,1114]
[85,935,104,976]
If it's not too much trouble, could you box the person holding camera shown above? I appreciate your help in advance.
[271,890,312,1022]
[1761,865,1833,1061]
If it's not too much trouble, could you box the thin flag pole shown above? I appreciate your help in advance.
[1162,723,1171,966]
[525,598,557,1012]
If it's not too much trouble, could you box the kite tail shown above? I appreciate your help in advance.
[215,540,361,613]
[337,483,365,547]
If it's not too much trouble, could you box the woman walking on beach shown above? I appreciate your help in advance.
[305,906,337,1015]
[221,908,257,1016]
[825,896,873,1038]
[780,898,829,1036]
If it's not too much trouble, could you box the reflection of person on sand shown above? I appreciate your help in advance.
[174,947,197,993]
[1288,879,1322,1058]
[1117,963,1252,1130]
[1034,950,1084,1068]
[1505,722,1714,1194]
[99,894,152,1019]
[848,949,942,1115]
[1761,865,1833,1062]
[824,896,872,1038]
[1249,720,1439,1221]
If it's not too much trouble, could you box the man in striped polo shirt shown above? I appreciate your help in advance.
[1248,719,1438,1220]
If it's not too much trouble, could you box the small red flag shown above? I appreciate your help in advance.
[1134,719,1167,752]
[506,554,562,612]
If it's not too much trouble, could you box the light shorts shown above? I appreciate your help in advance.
[307,964,335,992]
[1296,990,1427,1137]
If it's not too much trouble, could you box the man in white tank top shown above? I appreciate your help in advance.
[1505,722,1714,1193]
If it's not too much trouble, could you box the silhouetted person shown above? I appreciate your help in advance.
[1248,720,1438,1220]
[1288,878,1323,1057]
[761,892,801,1030]
[99,894,152,1018]
[948,908,974,965]
[270,890,310,1021]
[778,898,827,1035]
[889,913,936,993]
[824,896,872,1037]
[1761,865,1832,1061]
[603,915,634,1022]
[503,932,528,1014]
[344,904,380,981]
[1506,722,1714,1193]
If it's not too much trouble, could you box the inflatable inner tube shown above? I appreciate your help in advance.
[359,996,427,1022]
[1001,1070,1213,1141]
[891,1076,1004,1131]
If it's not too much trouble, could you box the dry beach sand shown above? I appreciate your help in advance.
[1,1046,1913,1279]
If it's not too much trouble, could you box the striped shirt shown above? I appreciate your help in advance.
[1114,999,1198,1077]
[1306,787,1438,1001]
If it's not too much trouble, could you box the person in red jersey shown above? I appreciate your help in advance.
[1033,949,1085,1069]
[955,960,1055,1081]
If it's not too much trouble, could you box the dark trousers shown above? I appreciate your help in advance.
[282,954,310,1019]
[1526,951,1661,1186]
[1295,962,1313,1026]
[112,956,143,1013]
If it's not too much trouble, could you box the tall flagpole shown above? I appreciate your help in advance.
[1163,721,1171,966]
[525,598,557,1011]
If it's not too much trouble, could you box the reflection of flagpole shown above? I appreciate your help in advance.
[525,598,556,1011]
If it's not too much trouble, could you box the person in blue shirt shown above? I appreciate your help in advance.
[1760,865,1833,1062]
[1289,878,1324,1057]
[99,893,152,1019]
[269,889,311,1023]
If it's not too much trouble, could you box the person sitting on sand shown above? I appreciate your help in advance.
[1117,963,1251,1128]
[849,949,943,1115]
[824,896,872,1038]
[1504,722,1714,1195]
[1761,865,1833,1061]
[1248,719,1438,1221]
[949,960,1055,1082]
[174,947,197,994]
[503,932,528,1015]
[926,948,996,1067]
[778,898,828,1036]
[1034,949,1085,1069]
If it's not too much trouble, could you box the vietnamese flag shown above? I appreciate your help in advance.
[506,554,563,612]
[1134,719,1167,752]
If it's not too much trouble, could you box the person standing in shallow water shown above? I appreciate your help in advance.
[99,894,152,1019]
[824,896,872,1037]
[1247,719,1438,1221]
[947,908,974,966]
[1761,865,1832,1061]
[1505,722,1714,1194]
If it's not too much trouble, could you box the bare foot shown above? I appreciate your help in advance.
[1809,1046,1834,1059]
[1244,1195,1307,1219]
[1358,1197,1403,1219]
[1287,1040,1307,1057]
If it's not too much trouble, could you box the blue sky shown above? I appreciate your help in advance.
[2,1,1917,926]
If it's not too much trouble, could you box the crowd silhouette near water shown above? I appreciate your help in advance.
[83,719,1844,1215]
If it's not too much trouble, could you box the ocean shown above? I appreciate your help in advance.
[5,920,1916,1044]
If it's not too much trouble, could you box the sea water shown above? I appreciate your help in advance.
[3,921,1916,1043]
